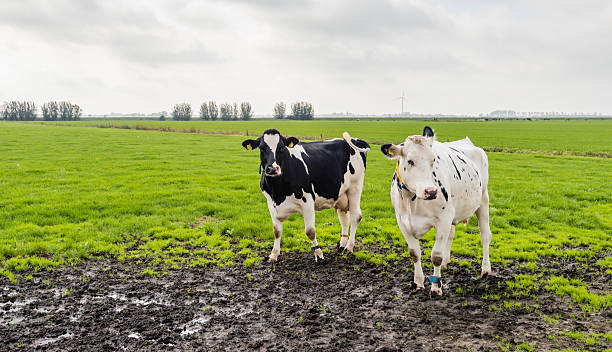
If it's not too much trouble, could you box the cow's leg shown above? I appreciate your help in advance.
[344,191,363,253]
[395,213,425,289]
[441,225,455,269]
[337,209,350,248]
[476,189,492,277]
[269,219,283,262]
[406,236,425,289]
[303,208,324,262]
[431,218,452,295]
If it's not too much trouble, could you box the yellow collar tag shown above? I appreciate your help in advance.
[395,161,405,185]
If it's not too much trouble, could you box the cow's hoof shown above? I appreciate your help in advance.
[268,256,278,263]
[339,237,348,248]
[430,283,443,296]
[314,249,324,262]
[336,241,344,253]
[481,271,491,279]
[430,288,443,297]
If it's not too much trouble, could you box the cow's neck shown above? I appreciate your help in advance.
[261,150,293,198]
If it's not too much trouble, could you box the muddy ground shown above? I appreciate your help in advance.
[1,251,610,351]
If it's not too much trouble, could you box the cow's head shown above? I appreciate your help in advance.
[242,129,299,177]
[381,126,438,200]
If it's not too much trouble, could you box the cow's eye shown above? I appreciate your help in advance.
[407,160,415,166]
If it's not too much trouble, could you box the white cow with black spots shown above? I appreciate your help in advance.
[381,126,492,295]
[242,129,370,262]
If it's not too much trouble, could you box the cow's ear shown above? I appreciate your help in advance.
[381,144,401,159]
[285,136,299,148]
[242,138,260,150]
[422,126,435,138]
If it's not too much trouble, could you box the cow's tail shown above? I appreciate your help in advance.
[343,132,370,153]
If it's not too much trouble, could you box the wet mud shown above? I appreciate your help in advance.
[1,251,610,351]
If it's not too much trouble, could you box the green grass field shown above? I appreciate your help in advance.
[1,120,611,311]
[38,119,612,156]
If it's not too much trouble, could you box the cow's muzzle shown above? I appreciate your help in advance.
[264,165,282,177]
[424,187,437,200]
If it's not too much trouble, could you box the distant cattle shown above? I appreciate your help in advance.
[381,126,492,295]
[242,129,370,262]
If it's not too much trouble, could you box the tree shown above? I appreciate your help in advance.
[240,102,253,120]
[71,104,82,120]
[232,103,239,120]
[273,102,286,119]
[200,102,209,120]
[208,101,218,120]
[1,101,37,120]
[42,102,59,121]
[220,103,233,120]
[289,101,314,120]
[21,101,37,120]
[172,103,192,121]
[59,101,71,120]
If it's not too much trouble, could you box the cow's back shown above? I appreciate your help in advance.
[301,140,354,200]
[444,138,489,188]
[434,138,487,222]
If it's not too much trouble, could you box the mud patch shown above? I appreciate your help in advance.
[1,253,610,351]
[190,215,222,228]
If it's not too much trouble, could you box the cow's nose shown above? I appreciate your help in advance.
[424,187,437,200]
[265,165,277,175]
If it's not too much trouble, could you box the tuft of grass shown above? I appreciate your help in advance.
[142,268,159,277]
[506,274,540,298]
[560,330,611,348]
[545,276,612,312]
[243,257,262,267]
[0,268,17,284]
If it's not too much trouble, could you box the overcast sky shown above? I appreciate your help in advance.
[1,0,611,115]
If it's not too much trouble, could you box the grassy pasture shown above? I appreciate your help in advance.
[39,119,612,157]
[1,121,611,313]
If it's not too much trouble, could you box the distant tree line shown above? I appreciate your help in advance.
[274,101,314,120]
[171,103,192,121]
[172,101,253,121]
[198,101,253,121]
[1,101,81,121]
[171,101,313,121]
[42,101,81,121]
[1,101,36,120]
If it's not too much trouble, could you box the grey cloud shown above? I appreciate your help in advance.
[1,0,611,114]
[0,0,220,65]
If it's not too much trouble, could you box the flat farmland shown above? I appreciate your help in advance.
[41,119,612,156]
[1,121,611,351]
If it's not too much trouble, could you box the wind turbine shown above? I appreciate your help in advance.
[397,90,406,114]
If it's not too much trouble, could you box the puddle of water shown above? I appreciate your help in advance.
[107,292,170,306]
[34,306,51,314]
[7,316,25,325]
[0,298,36,308]
[180,315,212,336]
[32,332,74,347]
[128,332,142,339]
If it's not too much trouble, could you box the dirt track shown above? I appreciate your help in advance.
[1,251,610,351]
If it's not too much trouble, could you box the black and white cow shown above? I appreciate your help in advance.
[381,126,492,295]
[242,129,370,262]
